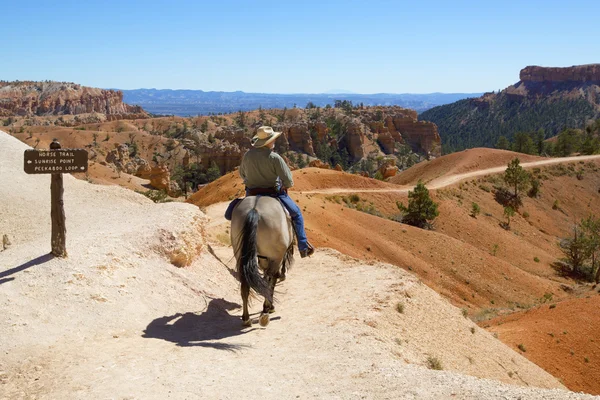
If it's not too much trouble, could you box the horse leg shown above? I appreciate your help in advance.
[262,274,277,314]
[241,281,252,327]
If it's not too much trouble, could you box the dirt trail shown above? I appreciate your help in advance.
[5,248,592,400]
[296,155,600,194]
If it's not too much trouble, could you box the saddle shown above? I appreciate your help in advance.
[224,189,290,221]
[246,187,286,196]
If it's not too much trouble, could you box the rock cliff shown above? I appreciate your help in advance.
[0,81,147,118]
[273,107,440,160]
[520,64,600,83]
[200,143,244,175]
[198,106,440,176]
[419,64,600,152]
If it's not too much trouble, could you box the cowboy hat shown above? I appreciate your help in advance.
[251,126,282,147]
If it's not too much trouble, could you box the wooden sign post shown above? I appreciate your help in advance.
[24,139,88,257]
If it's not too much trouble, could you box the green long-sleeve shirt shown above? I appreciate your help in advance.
[239,147,294,190]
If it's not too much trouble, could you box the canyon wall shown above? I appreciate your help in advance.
[0,81,147,118]
[520,64,600,83]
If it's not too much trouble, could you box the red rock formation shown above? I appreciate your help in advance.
[137,163,181,196]
[392,119,441,158]
[520,64,600,83]
[345,120,367,160]
[105,143,148,175]
[279,123,316,155]
[376,131,396,154]
[214,127,251,148]
[362,108,440,158]
[377,158,398,179]
[0,81,147,118]
[308,159,330,169]
[198,141,244,174]
[195,106,441,175]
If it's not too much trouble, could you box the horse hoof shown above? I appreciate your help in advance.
[268,307,276,314]
[259,313,270,327]
[242,319,252,327]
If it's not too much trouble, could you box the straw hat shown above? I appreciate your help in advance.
[251,126,282,147]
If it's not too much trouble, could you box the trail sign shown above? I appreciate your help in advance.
[23,139,86,257]
[24,148,88,174]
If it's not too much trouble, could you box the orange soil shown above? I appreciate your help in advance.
[187,167,399,208]
[390,148,543,186]
[485,292,600,395]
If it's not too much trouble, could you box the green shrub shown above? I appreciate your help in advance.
[503,206,515,230]
[471,202,481,218]
[140,189,171,203]
[527,177,541,197]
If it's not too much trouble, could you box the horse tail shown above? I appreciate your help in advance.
[238,208,272,302]
[282,243,294,273]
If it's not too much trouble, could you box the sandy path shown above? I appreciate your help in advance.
[5,248,594,400]
[296,155,600,194]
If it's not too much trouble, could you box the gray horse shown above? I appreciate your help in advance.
[230,196,294,327]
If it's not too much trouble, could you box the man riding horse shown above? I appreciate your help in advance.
[228,126,315,258]
[228,126,314,326]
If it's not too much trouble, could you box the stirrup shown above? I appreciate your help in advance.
[300,243,315,258]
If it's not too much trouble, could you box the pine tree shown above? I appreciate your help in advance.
[504,158,530,200]
[512,132,537,155]
[496,136,510,150]
[396,180,439,229]
[503,206,515,230]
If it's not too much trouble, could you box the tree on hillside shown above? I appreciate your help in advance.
[206,161,222,182]
[396,180,439,229]
[512,132,537,155]
[554,128,583,156]
[495,136,510,150]
[580,216,600,282]
[503,206,515,230]
[558,215,600,282]
[471,202,481,218]
[504,158,530,202]
[534,129,545,154]
[560,225,593,279]
[235,110,246,128]
[581,131,600,155]
[528,177,541,198]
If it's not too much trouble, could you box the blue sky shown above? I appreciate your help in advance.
[2,0,598,93]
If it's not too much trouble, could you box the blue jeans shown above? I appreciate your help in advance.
[276,193,309,252]
[225,191,309,251]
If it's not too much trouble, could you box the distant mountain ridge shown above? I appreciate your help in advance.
[120,89,481,116]
[420,64,600,153]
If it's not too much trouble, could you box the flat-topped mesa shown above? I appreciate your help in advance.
[0,81,147,118]
[520,64,600,83]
